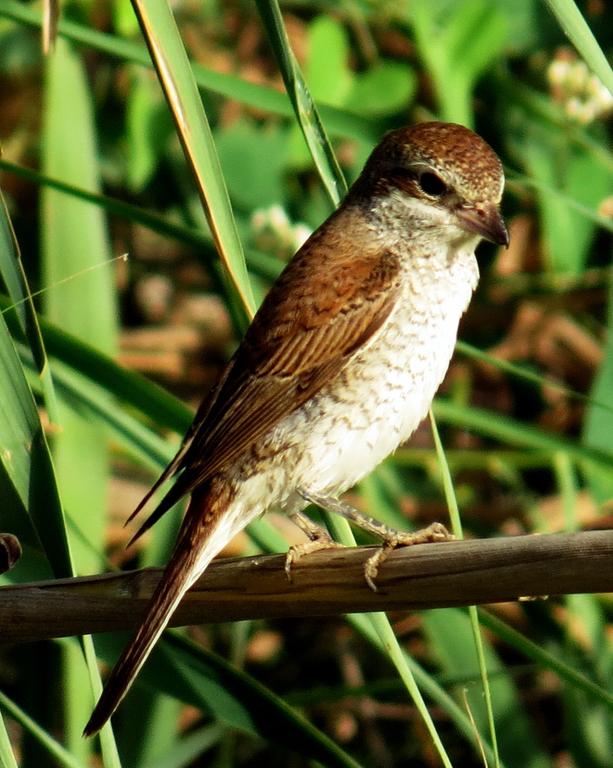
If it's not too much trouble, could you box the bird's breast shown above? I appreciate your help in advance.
[271,253,478,497]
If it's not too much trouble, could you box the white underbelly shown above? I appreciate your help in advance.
[233,249,478,513]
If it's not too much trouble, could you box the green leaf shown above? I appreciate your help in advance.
[215,120,289,210]
[42,36,117,575]
[480,610,613,709]
[0,0,381,143]
[94,632,361,768]
[0,687,87,768]
[516,125,611,274]
[424,609,549,768]
[434,399,613,472]
[306,15,352,106]
[42,35,122,764]
[583,278,613,502]
[562,595,613,767]
[429,412,501,767]
[410,0,507,126]
[0,274,69,583]
[0,704,19,768]
[0,184,58,420]
[125,67,174,192]
[345,61,417,116]
[146,723,224,768]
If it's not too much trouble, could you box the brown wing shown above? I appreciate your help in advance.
[124,362,234,528]
[130,228,402,541]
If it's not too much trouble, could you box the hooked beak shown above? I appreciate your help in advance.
[456,202,509,247]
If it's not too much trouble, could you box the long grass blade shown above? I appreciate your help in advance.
[543,0,613,93]
[0,0,379,143]
[0,710,19,768]
[430,411,500,767]
[0,689,87,768]
[42,35,121,764]
[0,185,59,421]
[256,0,347,206]
[130,0,259,319]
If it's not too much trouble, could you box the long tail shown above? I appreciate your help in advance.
[83,482,233,736]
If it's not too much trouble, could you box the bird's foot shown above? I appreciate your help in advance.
[297,488,453,591]
[364,522,452,592]
[285,509,344,581]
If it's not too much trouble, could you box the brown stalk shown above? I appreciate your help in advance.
[1,530,611,644]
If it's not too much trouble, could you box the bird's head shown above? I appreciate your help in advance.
[354,121,509,248]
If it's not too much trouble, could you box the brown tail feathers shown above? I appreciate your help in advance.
[83,486,225,736]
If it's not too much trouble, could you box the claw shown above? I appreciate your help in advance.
[363,523,454,591]
[284,537,344,582]
[294,487,454,590]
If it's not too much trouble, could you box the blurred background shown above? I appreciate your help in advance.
[0,1,611,766]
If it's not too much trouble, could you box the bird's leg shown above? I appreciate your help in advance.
[285,509,344,581]
[298,488,453,591]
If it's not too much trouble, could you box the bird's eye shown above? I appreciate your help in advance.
[418,172,447,197]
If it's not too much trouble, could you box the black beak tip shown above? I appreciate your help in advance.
[496,222,510,248]
[457,204,509,249]
[485,208,509,248]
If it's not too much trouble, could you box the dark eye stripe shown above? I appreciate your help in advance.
[391,167,418,181]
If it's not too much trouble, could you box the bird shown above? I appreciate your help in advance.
[84,121,508,736]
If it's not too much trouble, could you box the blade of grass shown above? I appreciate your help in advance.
[430,410,500,767]
[42,35,117,571]
[371,612,454,767]
[0,185,58,422]
[0,0,380,143]
[422,609,549,768]
[0,293,70,582]
[42,36,121,765]
[433,399,613,470]
[130,0,254,323]
[116,690,182,768]
[479,610,613,709]
[457,340,613,417]
[0,710,19,768]
[91,632,361,768]
[0,689,88,768]
[1,298,191,434]
[348,613,503,766]
[543,0,613,94]
[147,723,225,768]
[322,507,454,766]
[554,453,613,762]
[256,0,347,206]
[81,636,123,768]
[0,158,285,284]
[583,277,613,502]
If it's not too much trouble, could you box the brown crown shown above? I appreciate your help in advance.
[361,121,505,203]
